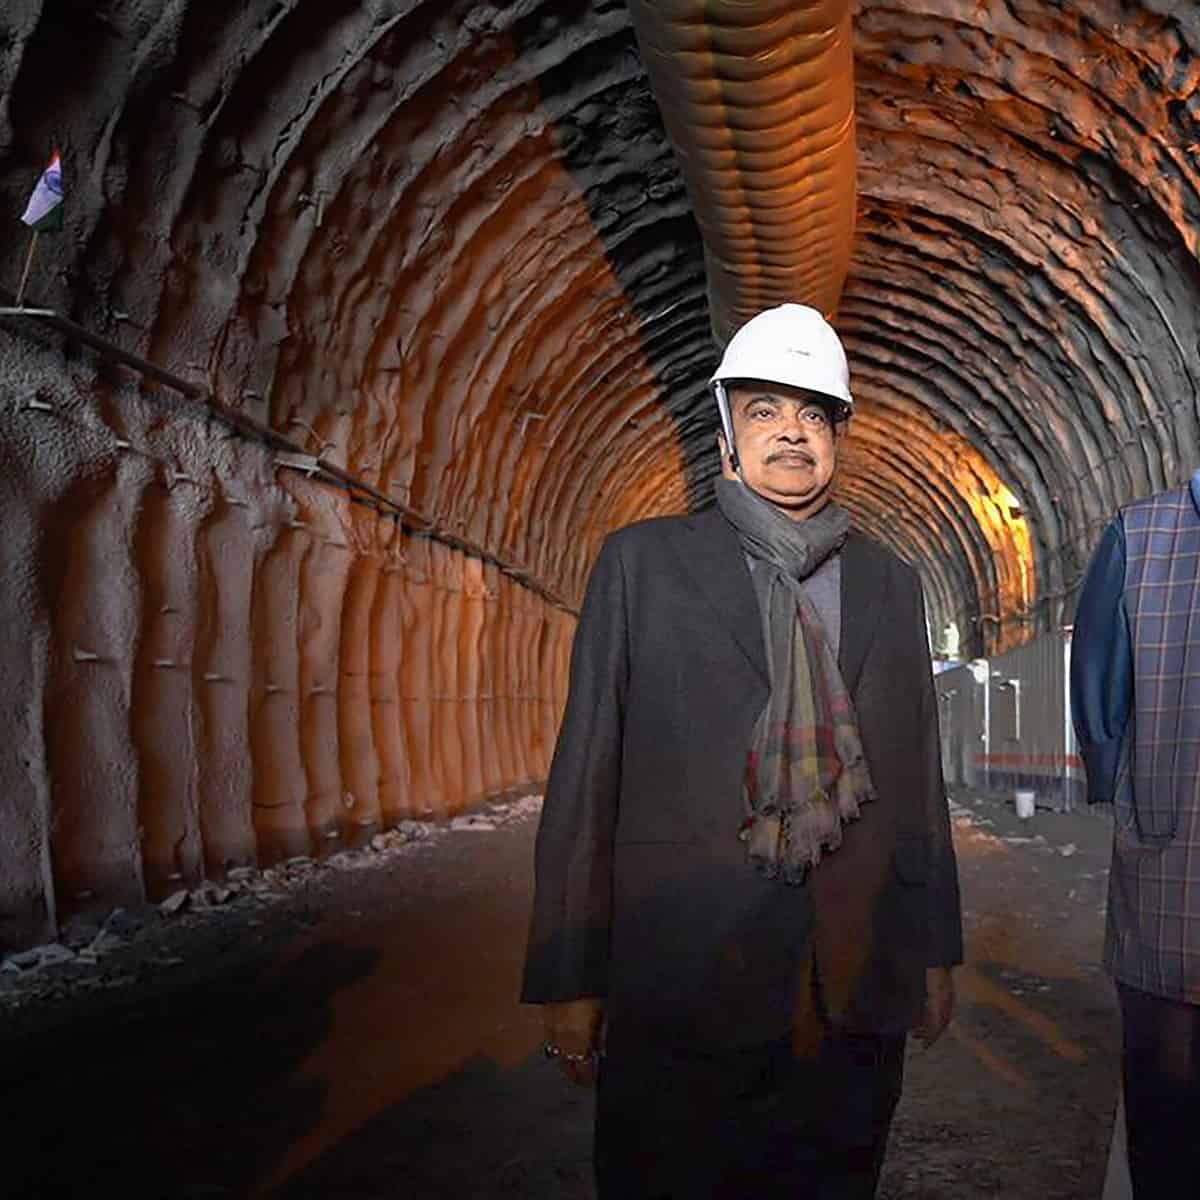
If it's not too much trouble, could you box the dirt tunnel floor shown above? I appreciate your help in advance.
[1,786,1118,1199]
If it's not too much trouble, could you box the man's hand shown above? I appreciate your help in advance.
[912,966,955,1048]
[542,997,605,1087]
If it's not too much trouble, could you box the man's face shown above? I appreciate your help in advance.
[719,382,843,520]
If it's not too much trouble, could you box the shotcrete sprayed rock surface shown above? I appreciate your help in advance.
[5,0,1200,952]
[2,788,1118,1198]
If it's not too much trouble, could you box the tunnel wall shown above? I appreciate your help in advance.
[0,338,574,949]
[7,1,1200,947]
[849,0,1200,651]
[0,0,704,951]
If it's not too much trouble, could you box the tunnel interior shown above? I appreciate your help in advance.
[3,0,1200,950]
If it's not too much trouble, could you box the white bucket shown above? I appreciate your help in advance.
[1014,789,1036,820]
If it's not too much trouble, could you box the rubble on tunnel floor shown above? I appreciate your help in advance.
[0,793,544,1022]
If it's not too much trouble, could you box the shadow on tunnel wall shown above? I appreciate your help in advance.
[512,0,721,510]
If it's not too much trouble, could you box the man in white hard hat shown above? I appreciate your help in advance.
[524,303,962,1198]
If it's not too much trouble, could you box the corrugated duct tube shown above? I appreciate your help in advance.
[626,0,857,342]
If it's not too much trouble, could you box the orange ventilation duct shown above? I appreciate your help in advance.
[627,0,858,340]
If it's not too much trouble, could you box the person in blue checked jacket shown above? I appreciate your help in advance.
[1071,469,1200,1199]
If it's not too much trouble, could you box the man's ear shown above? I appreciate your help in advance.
[717,433,738,481]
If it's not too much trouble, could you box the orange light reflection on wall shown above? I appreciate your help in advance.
[950,435,1035,652]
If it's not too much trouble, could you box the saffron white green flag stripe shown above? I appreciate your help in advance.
[21,152,64,232]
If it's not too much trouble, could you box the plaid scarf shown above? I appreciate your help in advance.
[715,478,876,883]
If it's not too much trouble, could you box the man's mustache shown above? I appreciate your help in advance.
[765,448,817,465]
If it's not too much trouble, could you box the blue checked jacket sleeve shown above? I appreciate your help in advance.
[1070,519,1133,804]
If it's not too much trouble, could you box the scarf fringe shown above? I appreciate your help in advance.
[742,764,877,883]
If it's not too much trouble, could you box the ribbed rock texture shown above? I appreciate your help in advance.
[3,0,1200,948]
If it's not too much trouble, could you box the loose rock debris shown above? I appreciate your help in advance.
[0,794,543,1010]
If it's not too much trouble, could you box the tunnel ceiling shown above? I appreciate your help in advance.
[5,0,1200,653]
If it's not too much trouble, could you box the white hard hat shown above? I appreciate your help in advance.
[710,304,853,461]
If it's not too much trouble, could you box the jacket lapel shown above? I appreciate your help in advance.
[838,531,882,694]
[675,507,769,686]
[675,510,882,693]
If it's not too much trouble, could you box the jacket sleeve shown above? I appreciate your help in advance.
[913,577,964,968]
[521,535,629,1004]
[1069,519,1132,804]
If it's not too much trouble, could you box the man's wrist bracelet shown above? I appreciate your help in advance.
[543,1041,596,1065]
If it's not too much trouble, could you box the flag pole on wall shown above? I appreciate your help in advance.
[14,231,40,308]
[15,149,64,309]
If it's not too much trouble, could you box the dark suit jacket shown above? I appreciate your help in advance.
[522,506,962,1047]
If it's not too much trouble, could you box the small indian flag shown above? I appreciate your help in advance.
[21,152,64,232]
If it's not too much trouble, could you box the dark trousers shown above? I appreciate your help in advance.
[594,1030,905,1200]
[1118,983,1200,1198]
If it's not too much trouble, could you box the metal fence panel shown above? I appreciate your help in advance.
[934,632,1085,810]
